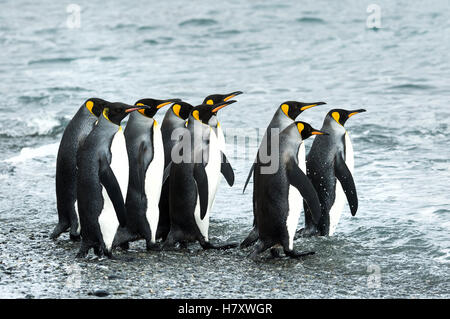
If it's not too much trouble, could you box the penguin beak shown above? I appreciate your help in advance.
[125,106,146,113]
[223,91,243,102]
[212,100,237,113]
[157,99,182,109]
[348,109,367,118]
[300,101,326,111]
[311,129,329,135]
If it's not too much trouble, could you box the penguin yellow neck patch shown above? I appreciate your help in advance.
[86,100,95,115]
[138,109,146,116]
[281,104,290,118]
[173,104,181,117]
[332,112,340,125]
[297,122,304,134]
[193,110,200,121]
[103,108,110,122]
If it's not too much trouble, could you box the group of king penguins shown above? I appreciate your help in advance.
[51,91,366,260]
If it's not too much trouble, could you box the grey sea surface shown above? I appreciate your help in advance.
[0,0,449,298]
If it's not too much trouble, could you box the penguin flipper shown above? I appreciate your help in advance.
[335,153,358,216]
[287,162,321,224]
[193,163,209,220]
[99,159,127,226]
[242,162,255,193]
[220,152,234,187]
[137,142,146,197]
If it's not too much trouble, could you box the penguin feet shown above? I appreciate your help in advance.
[284,249,315,259]
[200,239,238,250]
[119,242,130,251]
[76,248,88,259]
[295,227,319,239]
[248,241,268,261]
[269,248,283,259]
[240,228,259,249]
[50,222,70,240]
[146,241,162,252]
[70,233,81,242]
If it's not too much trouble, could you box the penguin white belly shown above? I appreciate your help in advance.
[215,124,225,185]
[286,186,302,250]
[194,129,221,241]
[99,128,128,251]
[298,142,306,173]
[217,124,226,154]
[206,129,221,212]
[328,133,354,235]
[286,141,306,250]
[144,124,164,243]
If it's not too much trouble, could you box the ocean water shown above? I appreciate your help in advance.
[0,0,449,298]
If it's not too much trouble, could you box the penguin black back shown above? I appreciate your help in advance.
[76,102,145,258]
[52,98,109,241]
[249,121,327,259]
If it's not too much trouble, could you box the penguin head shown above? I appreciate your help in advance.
[280,101,326,119]
[102,102,145,125]
[328,108,367,126]
[172,101,194,120]
[191,100,237,124]
[202,91,243,107]
[295,121,328,140]
[134,98,181,118]
[84,98,110,117]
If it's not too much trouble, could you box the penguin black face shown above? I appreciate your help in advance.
[134,98,181,118]
[280,101,326,120]
[202,91,243,106]
[103,103,145,125]
[192,100,237,124]
[85,98,110,117]
[328,108,367,126]
[295,121,328,140]
[172,101,194,120]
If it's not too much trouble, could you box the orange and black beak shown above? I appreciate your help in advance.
[311,129,328,135]
[125,105,146,113]
[347,109,367,118]
[212,100,237,113]
[222,91,243,102]
[299,101,326,111]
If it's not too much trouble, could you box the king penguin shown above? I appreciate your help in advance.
[299,108,366,237]
[157,101,194,241]
[113,98,180,250]
[163,100,237,250]
[52,98,109,241]
[240,100,326,248]
[249,121,327,260]
[76,102,145,258]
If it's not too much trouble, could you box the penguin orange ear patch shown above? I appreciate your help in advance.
[173,104,181,117]
[86,100,94,114]
[281,104,289,117]
[332,112,340,124]
[297,122,304,134]
[193,110,200,121]
[136,103,145,106]
[206,99,214,105]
